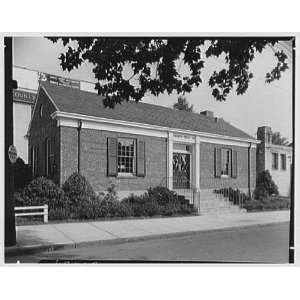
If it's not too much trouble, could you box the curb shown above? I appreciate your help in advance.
[5,221,290,259]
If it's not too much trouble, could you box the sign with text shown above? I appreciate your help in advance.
[38,72,80,89]
[13,89,36,104]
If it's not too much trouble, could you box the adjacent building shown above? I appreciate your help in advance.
[27,82,259,212]
[256,126,293,197]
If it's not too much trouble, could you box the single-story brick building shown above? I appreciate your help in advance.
[27,82,259,213]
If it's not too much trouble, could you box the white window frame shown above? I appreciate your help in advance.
[117,138,136,177]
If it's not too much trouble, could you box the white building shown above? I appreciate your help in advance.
[256,126,293,197]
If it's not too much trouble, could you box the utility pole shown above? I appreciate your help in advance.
[5,37,17,246]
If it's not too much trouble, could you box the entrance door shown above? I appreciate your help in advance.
[173,152,191,189]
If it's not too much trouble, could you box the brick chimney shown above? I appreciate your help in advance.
[257,126,272,144]
[200,110,214,118]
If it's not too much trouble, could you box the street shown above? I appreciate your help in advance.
[6,222,290,263]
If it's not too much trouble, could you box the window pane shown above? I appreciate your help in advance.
[117,138,136,174]
[272,153,278,169]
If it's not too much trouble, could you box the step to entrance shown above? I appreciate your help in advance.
[199,189,246,215]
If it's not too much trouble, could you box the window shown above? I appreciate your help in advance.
[39,104,43,118]
[281,154,286,170]
[272,153,278,170]
[221,148,231,176]
[117,138,136,175]
[31,145,39,176]
[45,137,55,177]
[215,147,237,178]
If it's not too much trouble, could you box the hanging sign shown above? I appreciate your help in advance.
[13,89,36,104]
[38,72,80,89]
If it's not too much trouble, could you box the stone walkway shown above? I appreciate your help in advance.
[6,210,290,256]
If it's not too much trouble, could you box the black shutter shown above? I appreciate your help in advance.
[107,137,117,176]
[136,140,146,177]
[231,150,237,178]
[214,147,221,178]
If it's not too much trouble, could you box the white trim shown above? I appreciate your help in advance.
[195,136,200,192]
[51,111,259,147]
[167,132,173,190]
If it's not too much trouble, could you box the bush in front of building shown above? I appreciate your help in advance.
[14,176,66,211]
[243,196,290,212]
[62,172,96,204]
[254,170,279,200]
[121,187,197,217]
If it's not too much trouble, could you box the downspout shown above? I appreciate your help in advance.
[248,142,252,199]
[77,120,82,173]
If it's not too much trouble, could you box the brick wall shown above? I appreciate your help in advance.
[28,88,60,183]
[200,142,256,191]
[60,127,168,193]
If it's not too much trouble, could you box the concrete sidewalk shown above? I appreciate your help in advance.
[5,211,290,256]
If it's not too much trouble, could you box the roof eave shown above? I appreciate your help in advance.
[51,111,260,145]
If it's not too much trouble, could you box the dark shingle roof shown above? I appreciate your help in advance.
[42,82,254,140]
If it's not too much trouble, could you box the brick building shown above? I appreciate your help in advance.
[28,82,259,212]
[256,126,293,197]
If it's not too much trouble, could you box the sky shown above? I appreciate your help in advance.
[13,37,293,141]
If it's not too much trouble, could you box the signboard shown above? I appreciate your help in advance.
[8,145,17,164]
[38,72,80,89]
[13,89,36,104]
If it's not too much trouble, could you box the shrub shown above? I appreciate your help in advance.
[254,170,279,199]
[62,172,96,205]
[16,177,65,210]
[13,157,32,191]
[147,186,179,206]
[243,196,290,212]
[122,187,197,217]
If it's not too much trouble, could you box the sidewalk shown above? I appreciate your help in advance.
[5,210,290,256]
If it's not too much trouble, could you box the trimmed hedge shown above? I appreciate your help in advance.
[243,196,290,212]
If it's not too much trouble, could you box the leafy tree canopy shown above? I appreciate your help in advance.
[272,132,290,146]
[48,37,289,108]
[173,96,194,112]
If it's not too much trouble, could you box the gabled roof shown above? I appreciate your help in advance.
[41,81,255,140]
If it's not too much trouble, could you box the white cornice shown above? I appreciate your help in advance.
[51,111,260,147]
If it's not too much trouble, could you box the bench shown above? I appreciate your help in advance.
[15,205,48,223]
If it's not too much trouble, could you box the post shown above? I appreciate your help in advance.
[167,132,173,190]
[5,37,17,246]
[77,120,82,173]
[44,205,48,223]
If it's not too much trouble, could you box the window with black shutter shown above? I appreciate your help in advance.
[214,147,237,178]
[45,137,55,177]
[107,137,146,177]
